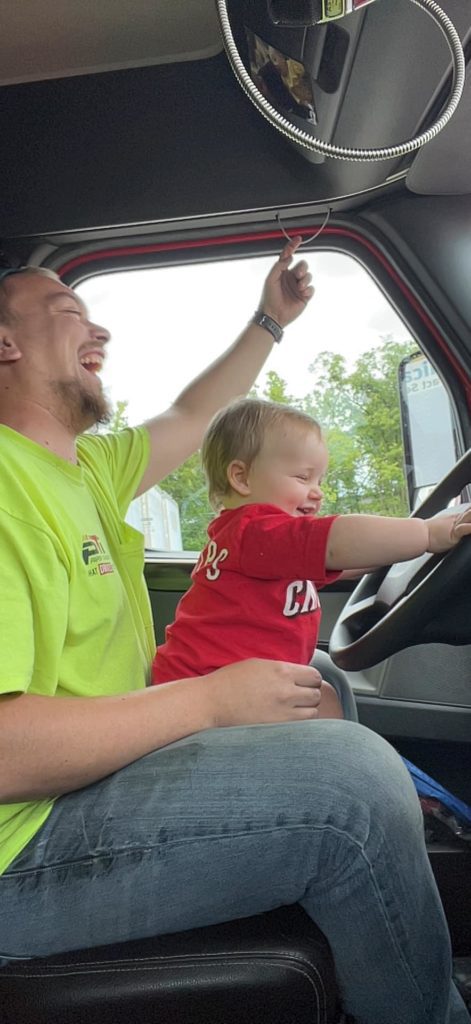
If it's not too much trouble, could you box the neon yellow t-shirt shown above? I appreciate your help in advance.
[0,424,155,875]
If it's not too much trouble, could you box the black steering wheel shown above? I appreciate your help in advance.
[329,449,471,672]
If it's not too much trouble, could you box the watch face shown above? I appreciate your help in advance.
[253,311,282,341]
[256,313,282,342]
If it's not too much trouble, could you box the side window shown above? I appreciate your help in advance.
[77,252,457,553]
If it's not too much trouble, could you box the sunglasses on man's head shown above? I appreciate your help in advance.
[0,268,27,283]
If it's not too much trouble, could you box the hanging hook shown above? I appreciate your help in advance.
[276,208,332,245]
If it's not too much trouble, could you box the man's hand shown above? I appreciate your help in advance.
[201,659,323,728]
[0,661,322,803]
[427,506,471,553]
[137,238,315,491]
[258,236,314,328]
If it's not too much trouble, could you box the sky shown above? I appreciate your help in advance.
[78,249,413,427]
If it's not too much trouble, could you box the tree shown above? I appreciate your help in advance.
[251,369,296,405]
[112,335,417,550]
[304,337,416,517]
[107,399,129,433]
[160,452,212,551]
[105,398,210,550]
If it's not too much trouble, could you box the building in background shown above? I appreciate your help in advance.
[127,487,183,551]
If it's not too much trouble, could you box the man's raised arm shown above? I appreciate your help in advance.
[136,237,313,495]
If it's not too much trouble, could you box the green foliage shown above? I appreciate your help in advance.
[113,336,417,550]
[159,451,212,551]
[107,399,211,550]
[107,399,129,433]
[304,337,416,517]
[251,369,296,405]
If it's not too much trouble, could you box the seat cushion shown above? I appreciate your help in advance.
[0,905,339,1023]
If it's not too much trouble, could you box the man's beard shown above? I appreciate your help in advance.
[52,379,112,434]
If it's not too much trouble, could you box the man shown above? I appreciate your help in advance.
[0,243,468,1023]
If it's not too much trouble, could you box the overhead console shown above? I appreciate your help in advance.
[0,0,467,238]
[224,0,467,170]
[229,0,371,163]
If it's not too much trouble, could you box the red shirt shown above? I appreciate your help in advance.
[152,503,340,683]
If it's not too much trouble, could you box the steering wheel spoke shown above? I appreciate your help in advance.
[339,595,384,640]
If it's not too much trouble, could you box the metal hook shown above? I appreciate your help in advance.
[276,208,332,245]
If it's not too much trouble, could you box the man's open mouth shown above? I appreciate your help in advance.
[80,352,104,374]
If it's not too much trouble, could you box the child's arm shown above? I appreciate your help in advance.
[325,508,471,571]
[337,567,379,580]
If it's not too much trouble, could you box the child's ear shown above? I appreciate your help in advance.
[227,460,251,497]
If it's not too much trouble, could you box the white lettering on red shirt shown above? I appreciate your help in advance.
[283,579,320,617]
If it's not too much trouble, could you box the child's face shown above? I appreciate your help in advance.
[245,424,328,517]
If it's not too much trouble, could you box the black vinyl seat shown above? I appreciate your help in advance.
[0,905,340,1024]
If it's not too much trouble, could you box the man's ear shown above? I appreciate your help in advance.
[0,330,22,363]
[227,460,251,497]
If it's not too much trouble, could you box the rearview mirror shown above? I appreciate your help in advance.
[398,351,458,510]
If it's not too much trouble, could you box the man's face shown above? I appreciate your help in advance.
[2,273,111,432]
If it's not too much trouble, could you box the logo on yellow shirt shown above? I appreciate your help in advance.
[81,534,114,577]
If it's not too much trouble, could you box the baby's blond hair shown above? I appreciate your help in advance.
[202,397,321,509]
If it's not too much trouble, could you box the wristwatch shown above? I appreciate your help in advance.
[251,310,284,344]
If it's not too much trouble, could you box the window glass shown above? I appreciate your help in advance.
[77,252,456,552]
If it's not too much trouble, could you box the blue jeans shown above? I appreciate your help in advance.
[0,720,469,1023]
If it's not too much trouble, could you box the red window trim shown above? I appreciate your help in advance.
[58,226,471,407]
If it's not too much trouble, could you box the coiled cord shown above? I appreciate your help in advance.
[215,0,465,162]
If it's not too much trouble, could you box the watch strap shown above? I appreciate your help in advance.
[251,310,284,344]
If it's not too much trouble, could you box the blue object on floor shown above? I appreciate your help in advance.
[402,757,471,835]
